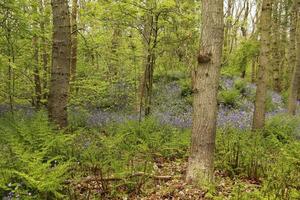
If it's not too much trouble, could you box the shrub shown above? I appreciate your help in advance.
[234,78,247,96]
[218,89,241,108]
[179,78,193,98]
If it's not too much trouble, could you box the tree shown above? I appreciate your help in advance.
[139,0,159,117]
[71,0,78,83]
[252,0,272,130]
[48,0,71,128]
[288,0,300,115]
[186,0,224,183]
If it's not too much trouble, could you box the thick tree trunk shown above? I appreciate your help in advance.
[288,0,300,115]
[186,0,223,184]
[252,0,272,130]
[48,0,71,128]
[71,0,78,82]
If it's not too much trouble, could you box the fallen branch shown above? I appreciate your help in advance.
[82,172,172,183]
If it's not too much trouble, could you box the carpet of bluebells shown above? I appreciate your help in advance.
[0,77,298,130]
[82,77,297,130]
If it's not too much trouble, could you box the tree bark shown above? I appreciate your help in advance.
[223,0,233,64]
[271,0,282,92]
[48,0,71,128]
[39,0,50,101]
[71,0,78,83]
[186,0,223,184]
[288,0,300,115]
[252,0,272,130]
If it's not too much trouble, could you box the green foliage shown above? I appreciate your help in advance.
[215,115,300,199]
[218,89,241,108]
[281,90,289,105]
[68,107,90,129]
[264,114,300,142]
[0,111,73,199]
[234,78,247,95]
[222,39,260,77]
[179,78,193,98]
[266,93,277,112]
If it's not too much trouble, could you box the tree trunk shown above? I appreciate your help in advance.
[48,0,71,128]
[251,58,257,83]
[139,1,159,117]
[240,1,249,79]
[252,0,272,130]
[223,0,233,64]
[289,1,297,80]
[71,0,78,83]
[186,0,224,184]
[33,35,42,109]
[288,0,300,115]
[39,0,49,101]
[108,26,121,78]
[271,0,282,92]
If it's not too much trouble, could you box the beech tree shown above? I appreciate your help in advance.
[252,0,272,130]
[186,0,224,183]
[48,0,71,128]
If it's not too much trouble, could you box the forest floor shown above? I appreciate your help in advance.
[72,156,262,200]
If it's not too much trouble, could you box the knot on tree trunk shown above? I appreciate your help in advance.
[197,52,212,64]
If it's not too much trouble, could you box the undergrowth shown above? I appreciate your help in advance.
[0,112,299,199]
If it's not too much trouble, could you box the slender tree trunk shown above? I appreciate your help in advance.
[108,26,121,78]
[186,0,224,184]
[6,30,15,113]
[39,0,49,101]
[252,0,272,130]
[71,0,78,82]
[33,36,42,108]
[288,0,300,115]
[223,0,233,64]
[251,58,257,83]
[139,1,158,117]
[240,1,249,78]
[48,0,71,128]
[289,0,297,87]
[7,59,14,113]
[271,0,282,92]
